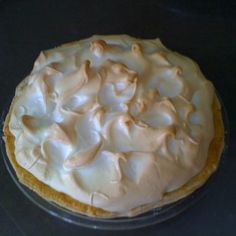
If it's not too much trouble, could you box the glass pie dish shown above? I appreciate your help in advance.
[0,92,229,230]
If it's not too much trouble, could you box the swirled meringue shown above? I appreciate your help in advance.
[8,35,215,215]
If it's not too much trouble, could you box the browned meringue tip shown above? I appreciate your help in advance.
[63,139,102,169]
[131,42,143,55]
[90,39,108,56]
[21,115,39,133]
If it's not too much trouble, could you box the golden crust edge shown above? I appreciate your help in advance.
[2,94,224,218]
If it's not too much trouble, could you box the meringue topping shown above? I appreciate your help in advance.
[9,35,215,215]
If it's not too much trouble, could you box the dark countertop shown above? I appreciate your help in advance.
[0,1,236,235]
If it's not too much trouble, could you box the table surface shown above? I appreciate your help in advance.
[0,0,236,235]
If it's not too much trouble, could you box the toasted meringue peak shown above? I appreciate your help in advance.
[131,42,143,56]
[9,35,215,215]
[64,137,102,169]
[90,39,108,56]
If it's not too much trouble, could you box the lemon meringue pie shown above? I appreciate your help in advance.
[3,35,224,217]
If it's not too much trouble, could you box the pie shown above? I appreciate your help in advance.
[3,35,224,217]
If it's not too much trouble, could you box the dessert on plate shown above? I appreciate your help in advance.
[3,35,224,217]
